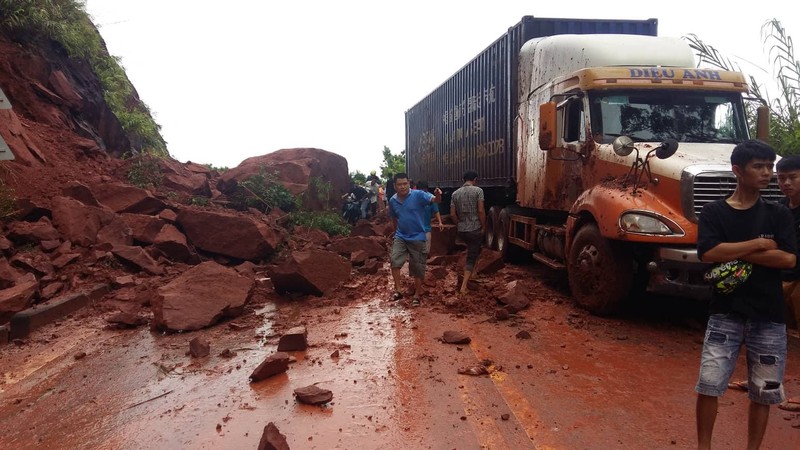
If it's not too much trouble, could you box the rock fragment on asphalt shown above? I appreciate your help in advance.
[294,385,333,405]
[442,330,471,344]
[277,326,308,351]
[189,337,210,358]
[258,422,290,450]
[250,352,290,382]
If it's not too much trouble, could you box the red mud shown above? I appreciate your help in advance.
[1,262,798,449]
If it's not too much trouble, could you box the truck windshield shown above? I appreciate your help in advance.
[588,90,748,144]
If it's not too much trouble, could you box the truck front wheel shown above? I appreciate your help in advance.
[567,223,633,315]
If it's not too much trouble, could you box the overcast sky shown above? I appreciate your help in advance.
[83,1,798,175]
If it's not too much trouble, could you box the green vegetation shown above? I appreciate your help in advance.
[288,210,351,237]
[350,170,367,185]
[203,163,229,172]
[0,0,168,156]
[126,153,163,189]
[232,166,298,213]
[308,176,333,210]
[380,146,405,179]
[188,196,210,206]
[687,19,800,155]
[0,178,16,218]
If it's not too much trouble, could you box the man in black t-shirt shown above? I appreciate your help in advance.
[695,139,796,449]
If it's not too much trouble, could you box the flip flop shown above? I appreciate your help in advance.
[778,399,800,412]
[727,380,748,391]
[411,297,420,307]
[392,291,403,301]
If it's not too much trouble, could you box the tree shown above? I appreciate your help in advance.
[686,19,800,155]
[349,170,366,185]
[380,146,405,180]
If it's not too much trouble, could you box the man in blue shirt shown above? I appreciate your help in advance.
[388,173,441,306]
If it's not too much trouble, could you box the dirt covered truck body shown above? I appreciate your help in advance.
[405,17,779,313]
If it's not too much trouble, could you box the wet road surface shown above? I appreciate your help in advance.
[1,264,799,449]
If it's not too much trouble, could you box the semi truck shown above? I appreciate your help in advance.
[405,16,778,313]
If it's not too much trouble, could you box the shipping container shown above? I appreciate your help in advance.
[404,16,658,190]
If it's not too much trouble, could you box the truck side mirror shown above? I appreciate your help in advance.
[538,102,557,150]
[756,105,770,142]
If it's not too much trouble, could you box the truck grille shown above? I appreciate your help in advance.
[691,173,783,220]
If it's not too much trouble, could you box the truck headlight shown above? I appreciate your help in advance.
[619,211,682,235]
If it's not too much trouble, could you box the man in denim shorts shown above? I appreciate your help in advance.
[388,173,441,305]
[695,139,796,449]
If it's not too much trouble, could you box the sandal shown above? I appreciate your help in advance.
[727,380,748,391]
[778,399,800,412]
[392,291,403,301]
[411,297,420,307]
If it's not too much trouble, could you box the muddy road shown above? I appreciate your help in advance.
[1,262,798,449]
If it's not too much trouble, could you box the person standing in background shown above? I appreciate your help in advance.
[415,181,444,253]
[450,171,485,295]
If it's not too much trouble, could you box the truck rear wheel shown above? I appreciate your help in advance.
[485,206,501,250]
[567,223,633,315]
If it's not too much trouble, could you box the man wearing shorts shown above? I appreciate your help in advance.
[450,171,485,295]
[695,139,796,449]
[388,173,441,306]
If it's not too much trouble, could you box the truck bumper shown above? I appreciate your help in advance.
[645,246,712,300]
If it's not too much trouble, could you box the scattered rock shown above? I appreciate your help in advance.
[74,351,87,360]
[494,308,510,321]
[457,359,497,376]
[106,311,147,328]
[501,413,510,421]
[442,330,471,345]
[269,249,351,296]
[250,352,290,381]
[516,330,532,340]
[330,349,340,358]
[176,209,282,260]
[327,236,385,258]
[189,337,211,358]
[294,385,333,405]
[258,422,290,450]
[497,280,531,313]
[219,348,237,358]
[276,326,308,352]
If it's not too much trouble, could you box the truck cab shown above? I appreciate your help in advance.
[508,34,777,313]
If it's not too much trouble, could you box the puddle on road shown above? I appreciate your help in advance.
[0,297,419,449]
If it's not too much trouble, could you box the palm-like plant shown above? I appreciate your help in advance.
[685,19,800,155]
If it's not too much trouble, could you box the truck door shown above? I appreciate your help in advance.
[542,96,586,209]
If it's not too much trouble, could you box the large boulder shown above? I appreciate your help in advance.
[51,196,116,247]
[157,158,212,196]
[120,213,166,244]
[218,148,349,211]
[152,261,254,331]
[176,208,282,261]
[269,249,351,296]
[0,276,39,323]
[92,182,165,215]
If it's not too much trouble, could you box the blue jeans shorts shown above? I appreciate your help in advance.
[695,313,787,405]
[390,237,427,279]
